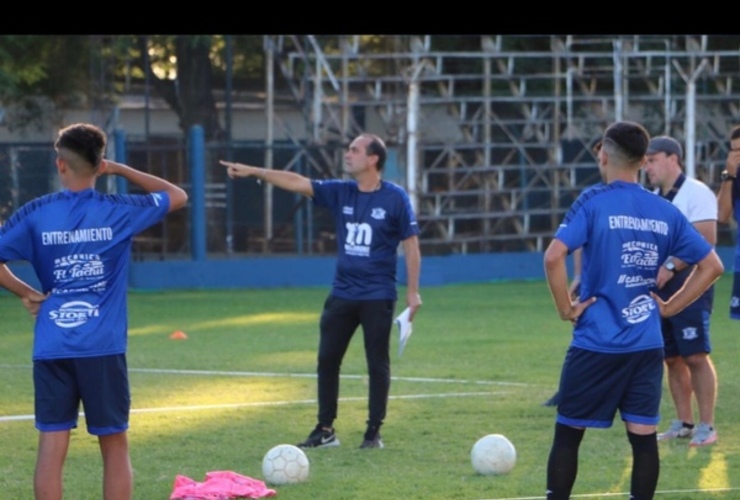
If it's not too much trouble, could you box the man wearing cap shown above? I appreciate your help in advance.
[643,135,719,447]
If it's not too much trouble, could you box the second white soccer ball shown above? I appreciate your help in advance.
[261,444,310,485]
[470,433,517,475]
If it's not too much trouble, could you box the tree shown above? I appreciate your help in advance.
[136,35,223,141]
[0,35,95,133]
[0,35,267,141]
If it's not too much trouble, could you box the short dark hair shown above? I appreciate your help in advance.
[361,133,387,171]
[602,121,649,164]
[730,124,740,141]
[54,123,107,168]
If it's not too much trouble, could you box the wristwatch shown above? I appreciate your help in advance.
[664,260,677,273]
[721,170,737,182]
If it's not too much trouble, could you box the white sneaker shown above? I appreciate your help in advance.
[689,423,717,447]
[657,419,693,441]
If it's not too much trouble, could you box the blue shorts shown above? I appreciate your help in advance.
[661,306,712,358]
[556,347,663,428]
[33,354,130,436]
[731,272,740,320]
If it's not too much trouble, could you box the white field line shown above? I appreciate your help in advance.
[129,367,532,387]
[0,390,507,423]
[479,487,740,499]
[0,365,532,423]
[0,364,534,387]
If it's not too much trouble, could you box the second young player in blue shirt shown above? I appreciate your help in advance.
[543,121,724,500]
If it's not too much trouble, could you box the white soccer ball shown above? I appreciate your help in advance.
[471,434,517,475]
[261,444,310,485]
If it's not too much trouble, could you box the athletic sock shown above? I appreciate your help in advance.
[546,423,585,500]
[628,431,659,500]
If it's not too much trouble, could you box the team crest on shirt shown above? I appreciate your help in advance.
[371,208,386,220]
[343,206,353,215]
[682,327,698,340]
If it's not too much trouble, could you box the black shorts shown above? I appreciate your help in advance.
[661,306,712,358]
[34,354,130,435]
[557,347,663,429]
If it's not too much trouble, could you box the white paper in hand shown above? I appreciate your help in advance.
[395,307,413,357]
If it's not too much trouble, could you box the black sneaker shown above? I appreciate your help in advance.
[360,434,384,449]
[360,424,384,449]
[297,424,340,448]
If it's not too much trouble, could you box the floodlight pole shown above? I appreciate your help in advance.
[674,58,709,179]
[264,36,276,250]
[406,62,427,215]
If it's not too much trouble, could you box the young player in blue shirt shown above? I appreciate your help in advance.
[0,123,187,500]
[221,133,422,449]
[543,121,724,500]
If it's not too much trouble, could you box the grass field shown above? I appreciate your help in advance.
[1,277,739,499]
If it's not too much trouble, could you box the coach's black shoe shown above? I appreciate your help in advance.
[297,424,340,448]
[360,424,384,449]
[360,434,384,449]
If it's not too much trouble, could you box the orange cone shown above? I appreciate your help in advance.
[169,330,188,340]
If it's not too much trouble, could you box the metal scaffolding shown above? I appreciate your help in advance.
[262,35,740,255]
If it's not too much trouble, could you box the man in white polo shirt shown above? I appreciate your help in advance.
[644,135,719,447]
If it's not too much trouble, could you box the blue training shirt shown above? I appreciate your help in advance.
[311,179,419,300]
[0,188,170,360]
[555,181,712,353]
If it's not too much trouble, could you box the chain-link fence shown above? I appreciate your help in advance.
[1,135,735,260]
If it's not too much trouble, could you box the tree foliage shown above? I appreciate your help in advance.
[0,35,266,140]
[0,35,94,132]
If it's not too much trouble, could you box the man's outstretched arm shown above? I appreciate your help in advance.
[220,161,314,198]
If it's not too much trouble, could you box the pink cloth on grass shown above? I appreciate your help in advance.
[170,470,277,499]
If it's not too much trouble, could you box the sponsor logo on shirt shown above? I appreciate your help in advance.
[621,294,655,324]
[617,274,656,289]
[343,206,354,215]
[53,281,108,295]
[53,254,105,281]
[620,241,659,269]
[49,301,100,328]
[344,222,371,257]
[52,254,107,293]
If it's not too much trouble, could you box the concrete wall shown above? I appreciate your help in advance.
[5,247,736,292]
